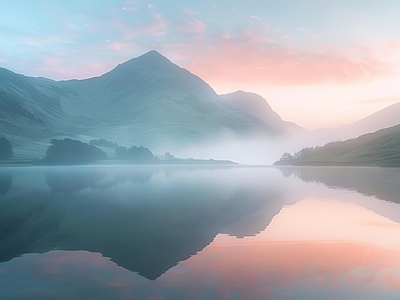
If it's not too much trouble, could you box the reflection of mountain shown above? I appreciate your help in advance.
[0,171,12,196]
[280,166,400,204]
[221,202,283,238]
[0,167,283,280]
[45,169,106,192]
[45,167,155,192]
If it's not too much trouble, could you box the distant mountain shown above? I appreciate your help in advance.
[314,101,400,143]
[275,124,400,167]
[220,90,304,134]
[0,51,284,158]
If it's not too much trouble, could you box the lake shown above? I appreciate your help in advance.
[1,165,400,299]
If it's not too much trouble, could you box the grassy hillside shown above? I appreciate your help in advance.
[275,124,400,167]
[0,51,279,157]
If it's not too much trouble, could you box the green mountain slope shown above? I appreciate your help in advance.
[220,90,304,134]
[0,51,282,156]
[275,124,400,167]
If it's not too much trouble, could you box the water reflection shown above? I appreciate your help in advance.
[279,166,400,203]
[0,170,12,196]
[45,168,106,193]
[0,166,283,281]
[2,166,400,299]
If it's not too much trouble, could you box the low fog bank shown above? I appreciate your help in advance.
[7,125,366,165]
[151,131,327,165]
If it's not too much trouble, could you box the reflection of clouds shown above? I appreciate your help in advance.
[265,198,400,248]
[170,239,400,299]
[158,198,400,298]
[0,251,147,299]
[3,240,400,299]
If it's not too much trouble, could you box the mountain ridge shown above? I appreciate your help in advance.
[313,101,400,143]
[0,50,286,159]
[220,90,304,134]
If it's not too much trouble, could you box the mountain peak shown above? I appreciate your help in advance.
[100,50,179,82]
[220,90,282,124]
[140,50,164,58]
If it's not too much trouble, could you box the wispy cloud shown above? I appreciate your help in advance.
[139,13,166,36]
[173,19,206,35]
[250,16,262,21]
[122,1,138,12]
[181,8,198,15]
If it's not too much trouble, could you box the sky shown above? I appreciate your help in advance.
[1,0,400,130]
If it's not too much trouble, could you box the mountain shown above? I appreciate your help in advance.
[313,101,400,143]
[220,90,304,134]
[275,124,400,167]
[342,101,400,137]
[0,51,283,158]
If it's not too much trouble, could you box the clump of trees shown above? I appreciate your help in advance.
[115,145,159,164]
[45,138,107,165]
[274,147,316,165]
[164,152,175,160]
[0,137,13,159]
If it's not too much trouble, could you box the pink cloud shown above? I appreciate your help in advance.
[386,40,400,50]
[181,8,198,15]
[121,0,138,12]
[109,42,126,51]
[140,13,166,36]
[173,19,206,35]
[179,30,392,86]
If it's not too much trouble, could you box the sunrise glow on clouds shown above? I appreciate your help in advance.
[1,0,400,129]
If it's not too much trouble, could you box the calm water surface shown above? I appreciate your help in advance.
[1,165,400,299]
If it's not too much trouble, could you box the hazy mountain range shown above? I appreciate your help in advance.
[1,50,400,162]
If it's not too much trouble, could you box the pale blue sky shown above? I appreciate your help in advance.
[1,0,400,128]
